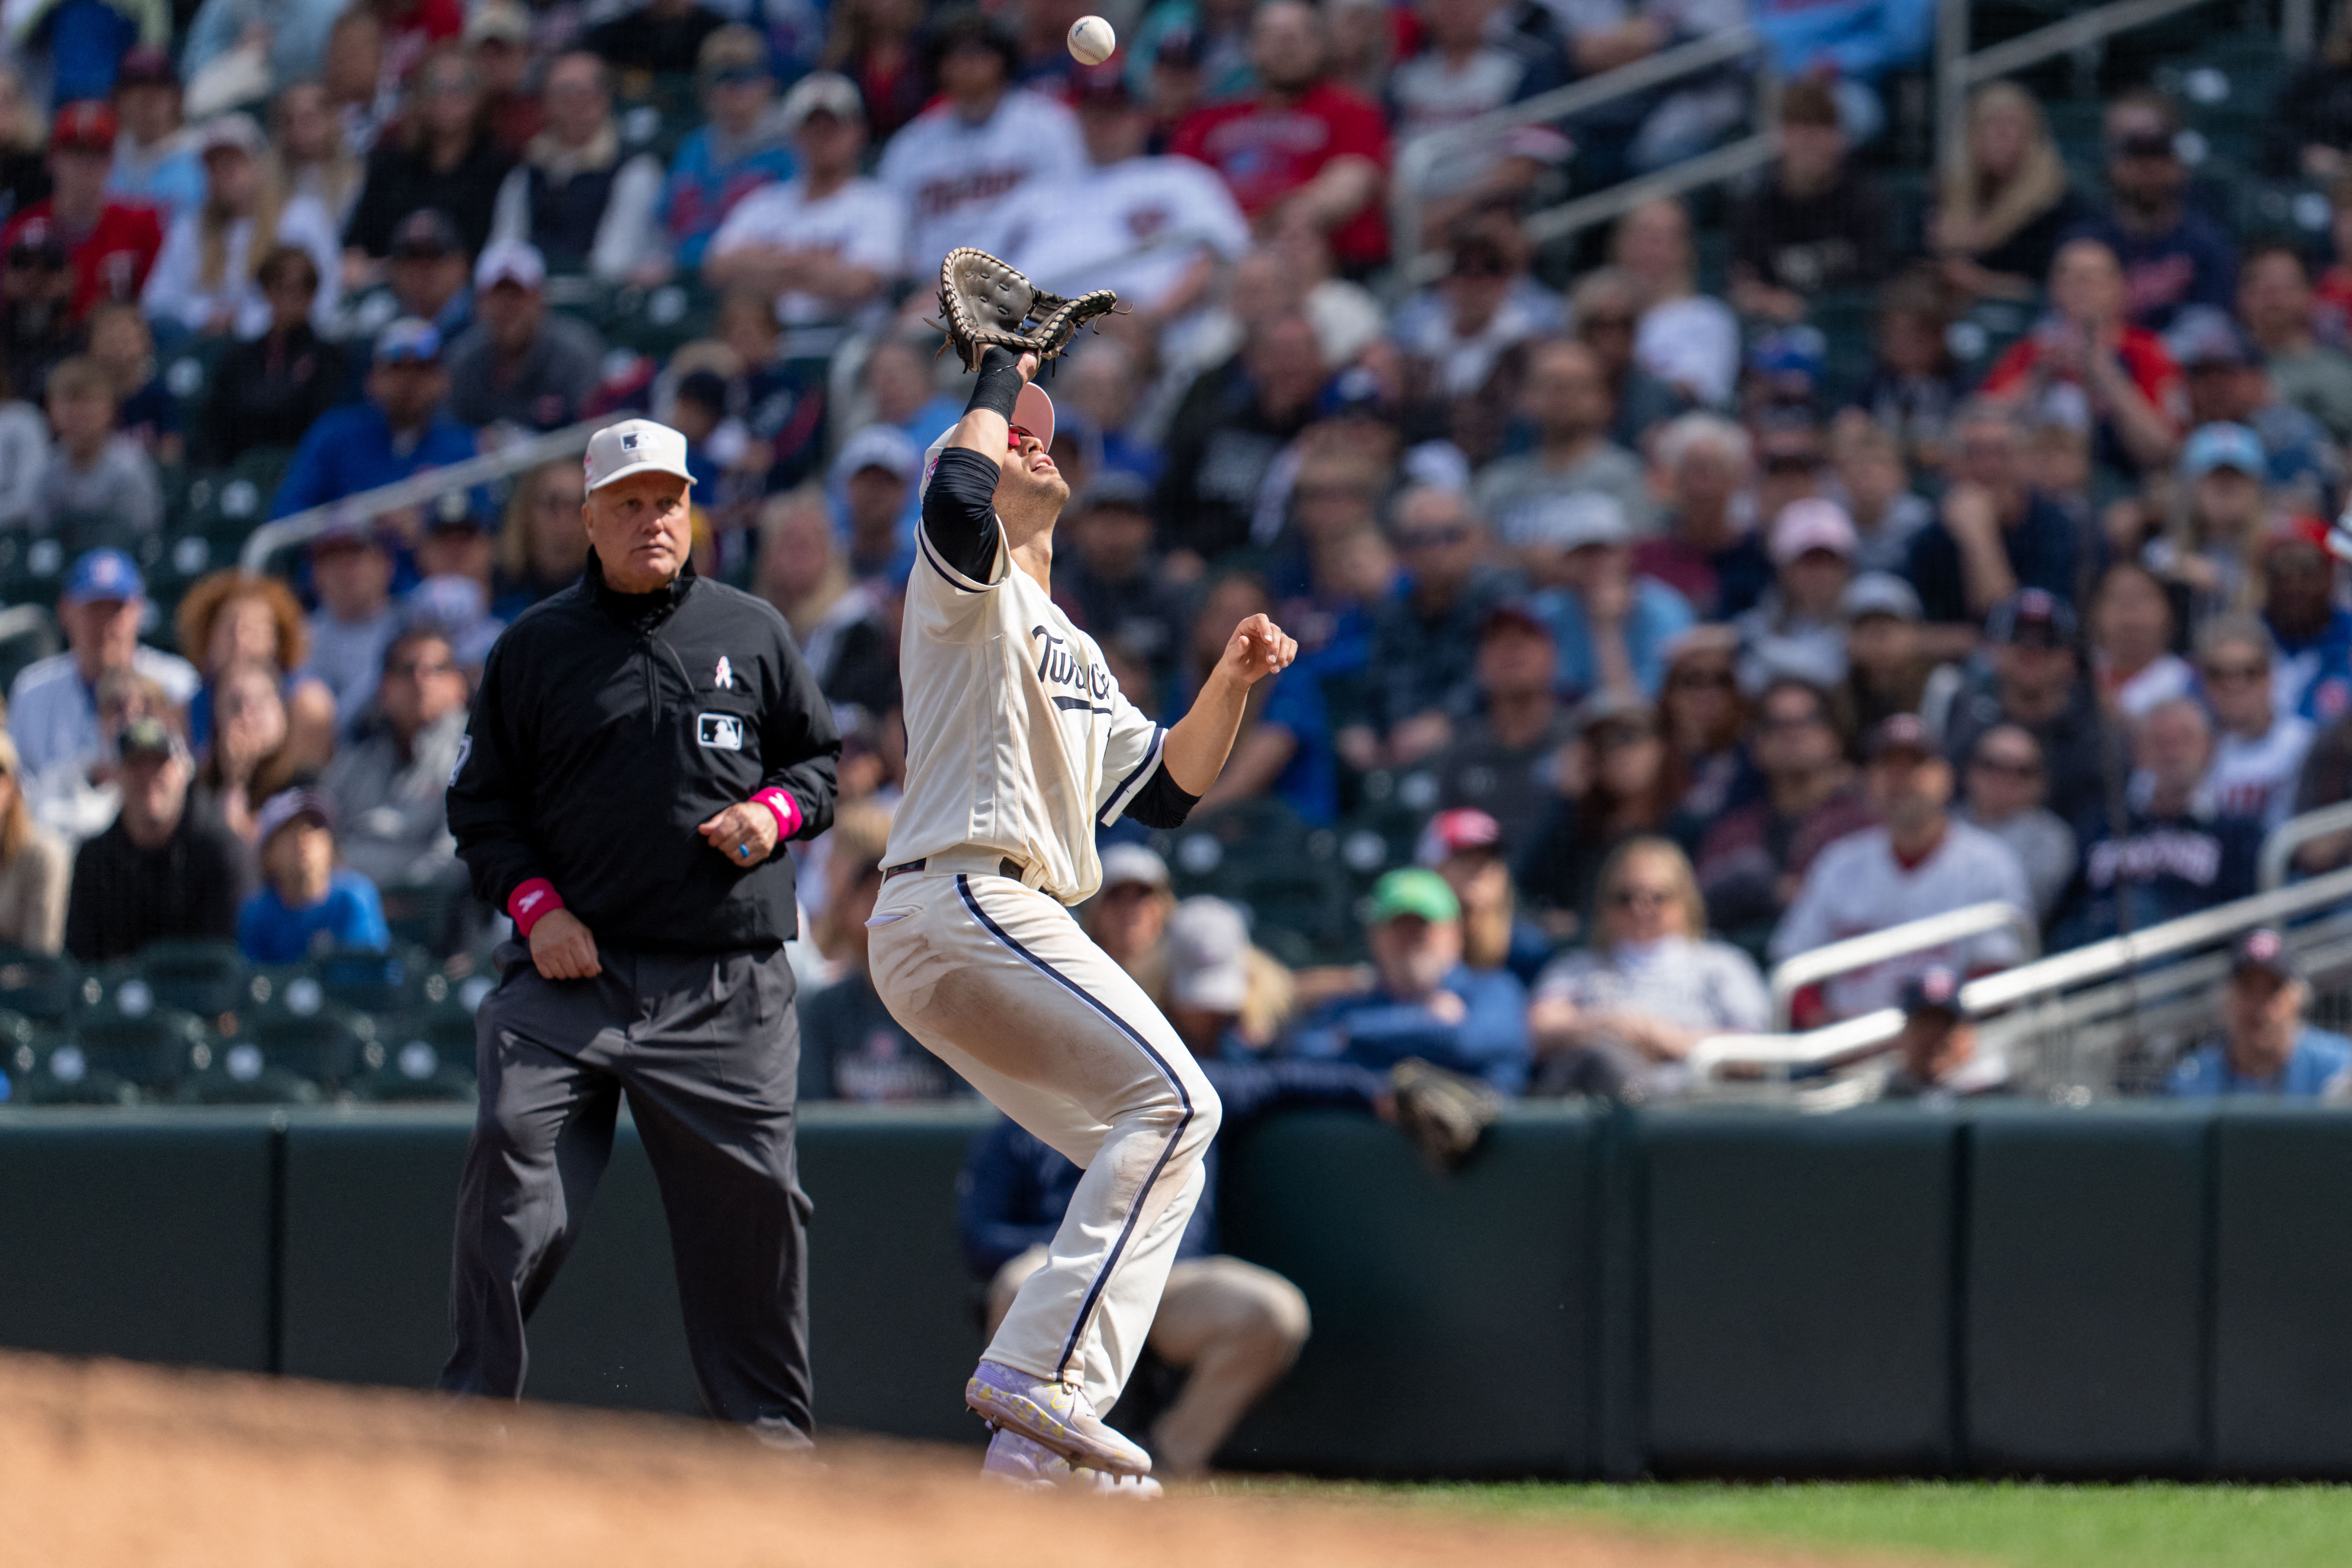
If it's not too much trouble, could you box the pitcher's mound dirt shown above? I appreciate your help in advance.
[0,1352,1897,1568]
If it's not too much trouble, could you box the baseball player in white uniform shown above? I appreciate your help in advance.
[866,342,1295,1495]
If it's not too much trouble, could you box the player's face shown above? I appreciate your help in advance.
[584,470,694,593]
[997,426,1069,513]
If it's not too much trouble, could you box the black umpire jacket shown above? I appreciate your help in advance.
[449,550,841,953]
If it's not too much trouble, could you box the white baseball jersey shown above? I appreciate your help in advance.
[882,448,1166,906]
[706,173,907,325]
[2208,716,2314,831]
[1770,821,2034,1020]
[990,154,1251,315]
[876,90,1085,278]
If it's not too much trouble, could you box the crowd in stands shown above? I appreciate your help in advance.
[0,0,2343,1117]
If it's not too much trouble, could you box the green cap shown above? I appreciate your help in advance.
[1369,868,1460,925]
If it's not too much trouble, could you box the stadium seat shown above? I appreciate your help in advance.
[11,1036,141,1105]
[237,1001,378,1090]
[129,940,250,1019]
[348,1001,478,1103]
[173,1041,326,1106]
[0,604,59,695]
[0,949,81,1022]
[314,945,432,1015]
[67,1000,212,1092]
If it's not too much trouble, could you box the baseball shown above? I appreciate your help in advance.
[1067,14,1116,64]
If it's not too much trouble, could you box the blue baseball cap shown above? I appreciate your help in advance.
[63,547,142,604]
[2182,421,2265,480]
[374,317,442,366]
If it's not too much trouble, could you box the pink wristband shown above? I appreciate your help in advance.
[507,877,563,938]
[753,788,802,842]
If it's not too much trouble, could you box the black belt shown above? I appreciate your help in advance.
[883,856,1023,881]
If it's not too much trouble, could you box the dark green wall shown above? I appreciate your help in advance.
[11,1101,2352,1479]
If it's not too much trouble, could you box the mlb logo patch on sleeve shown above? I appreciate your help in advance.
[698,713,745,750]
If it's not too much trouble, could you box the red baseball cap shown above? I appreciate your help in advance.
[1416,807,1503,866]
[51,100,117,153]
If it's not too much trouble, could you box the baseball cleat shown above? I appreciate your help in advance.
[980,1429,1164,1499]
[965,1359,1153,1476]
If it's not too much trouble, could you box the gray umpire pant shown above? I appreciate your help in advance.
[440,940,813,1446]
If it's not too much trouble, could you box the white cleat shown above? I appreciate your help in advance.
[965,1359,1154,1476]
[980,1429,1164,1499]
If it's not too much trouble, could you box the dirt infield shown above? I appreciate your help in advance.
[0,1352,1901,1568]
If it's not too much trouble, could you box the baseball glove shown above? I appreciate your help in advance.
[1389,1058,1500,1175]
[934,247,1120,372]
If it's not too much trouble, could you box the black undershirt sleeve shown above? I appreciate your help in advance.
[920,446,1005,586]
[1123,767,1200,830]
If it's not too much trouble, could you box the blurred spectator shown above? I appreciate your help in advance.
[2270,10,2352,183]
[1727,80,1891,321]
[1880,966,2010,1099]
[1429,603,1572,853]
[342,46,513,264]
[1473,338,1654,546]
[34,354,160,540]
[184,0,348,124]
[464,0,539,157]
[1129,0,1257,108]
[1736,500,1857,693]
[1360,485,1516,764]
[405,566,503,675]
[63,716,248,964]
[319,626,467,890]
[1828,420,1932,577]
[1656,624,1749,837]
[141,112,341,341]
[2069,89,2236,334]
[1082,842,1174,987]
[1634,412,1768,620]
[88,300,174,463]
[1954,723,2075,924]
[487,51,663,281]
[0,355,44,527]
[800,804,960,1102]
[1694,676,1871,950]
[993,58,1248,347]
[1535,494,1692,701]
[1980,239,2184,479]
[705,72,901,328]
[444,241,603,431]
[2167,929,2351,1096]
[1842,281,1963,490]
[657,27,795,275]
[1168,0,1390,274]
[1528,835,1768,1099]
[1773,713,2033,1022]
[2060,696,2259,945]
[197,656,303,844]
[1568,267,1682,446]
[0,222,80,403]
[1932,81,2084,302]
[1611,199,1737,408]
[1933,589,2112,833]
[177,570,338,775]
[1,102,163,319]
[236,787,390,962]
[2167,308,2336,512]
[1838,571,1928,731]
[1906,401,2085,634]
[1553,0,1746,177]
[201,244,347,463]
[701,289,828,499]
[0,65,45,226]
[821,0,928,144]
[271,319,475,517]
[2198,614,2313,831]
[492,457,586,617]
[2239,242,2352,445]
[323,9,395,157]
[375,0,465,81]
[1292,867,1529,1092]
[365,208,473,352]
[877,10,1081,278]
[1060,470,1189,703]
[1750,0,1929,145]
[106,48,200,226]
[1420,806,1551,987]
[2087,557,2192,722]
[303,517,398,728]
[585,0,724,77]
[0,731,63,953]
[1389,0,1566,240]
[1188,571,1338,824]
[1158,313,1327,565]
[757,487,896,722]
[2158,422,2275,620]
[2262,524,2352,723]
[1517,692,1672,930]
[1156,894,1300,1056]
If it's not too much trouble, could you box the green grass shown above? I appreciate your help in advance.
[1208,1478,2352,1567]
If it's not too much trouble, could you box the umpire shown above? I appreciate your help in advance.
[441,417,840,1444]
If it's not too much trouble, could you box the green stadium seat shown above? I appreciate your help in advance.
[173,1044,326,1105]
[237,1000,378,1089]
[348,1001,478,1103]
[314,945,431,1015]
[0,948,80,1021]
[11,1034,141,1105]
[67,1000,212,1091]
[379,880,471,956]
[0,603,59,692]
[128,940,250,1019]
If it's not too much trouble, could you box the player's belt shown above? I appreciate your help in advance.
[883,855,1025,882]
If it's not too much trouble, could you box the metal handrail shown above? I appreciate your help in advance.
[1391,25,1762,271]
[1765,900,2039,1028]
[238,420,602,573]
[1520,133,1779,252]
[2259,801,2352,891]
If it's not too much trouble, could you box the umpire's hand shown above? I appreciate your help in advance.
[531,910,602,980]
[698,802,781,865]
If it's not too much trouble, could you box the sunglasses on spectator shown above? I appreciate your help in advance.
[1609,886,1672,910]
[1396,526,1470,550]
[1669,667,1736,691]
[2203,661,2268,685]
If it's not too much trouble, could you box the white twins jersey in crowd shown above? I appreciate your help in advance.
[705,174,906,324]
[883,510,1166,907]
[876,90,1085,277]
[1769,821,2034,1019]
[2208,716,2315,831]
[990,154,1251,314]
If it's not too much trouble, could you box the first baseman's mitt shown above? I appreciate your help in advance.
[934,248,1119,372]
[1389,1057,1500,1175]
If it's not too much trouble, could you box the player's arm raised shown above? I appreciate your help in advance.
[1161,613,1299,795]
[920,344,1039,585]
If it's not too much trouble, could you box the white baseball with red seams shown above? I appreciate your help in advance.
[1067,14,1115,63]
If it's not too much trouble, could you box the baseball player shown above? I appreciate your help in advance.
[867,343,1296,1494]
[440,417,840,1445]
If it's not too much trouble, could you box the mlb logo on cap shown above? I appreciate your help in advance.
[64,547,142,604]
[585,419,694,492]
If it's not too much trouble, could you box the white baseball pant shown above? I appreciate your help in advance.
[866,858,1222,1415]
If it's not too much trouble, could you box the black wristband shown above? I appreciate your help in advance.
[965,345,1023,422]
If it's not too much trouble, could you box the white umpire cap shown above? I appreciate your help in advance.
[585,418,694,492]
[917,382,1057,501]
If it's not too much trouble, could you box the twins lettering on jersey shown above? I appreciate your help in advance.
[1032,625,1113,715]
[913,167,1025,222]
[2086,828,2224,889]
